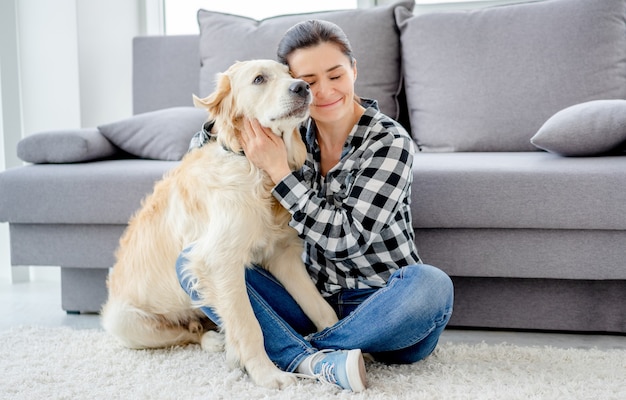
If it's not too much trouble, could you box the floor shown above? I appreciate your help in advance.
[1,279,625,350]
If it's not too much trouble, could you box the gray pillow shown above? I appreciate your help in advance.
[98,107,208,161]
[17,128,117,164]
[531,100,626,156]
[197,1,414,120]
[396,0,626,152]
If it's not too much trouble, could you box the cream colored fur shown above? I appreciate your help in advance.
[101,60,338,389]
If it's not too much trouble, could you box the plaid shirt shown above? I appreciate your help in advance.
[273,99,422,296]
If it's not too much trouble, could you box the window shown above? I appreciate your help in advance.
[164,0,358,35]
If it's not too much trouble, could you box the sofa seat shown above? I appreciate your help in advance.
[0,159,177,313]
[411,152,626,231]
[0,159,177,224]
[411,152,626,283]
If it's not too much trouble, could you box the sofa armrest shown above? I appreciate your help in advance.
[17,128,119,164]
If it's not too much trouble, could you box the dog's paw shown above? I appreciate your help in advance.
[188,320,204,335]
[200,330,225,352]
[253,369,297,390]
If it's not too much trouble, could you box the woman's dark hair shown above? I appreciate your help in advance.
[277,20,355,67]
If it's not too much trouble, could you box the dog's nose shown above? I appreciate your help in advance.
[289,81,310,98]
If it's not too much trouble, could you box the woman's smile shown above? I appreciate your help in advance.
[314,97,343,108]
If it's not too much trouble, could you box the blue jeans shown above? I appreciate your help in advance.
[176,248,454,373]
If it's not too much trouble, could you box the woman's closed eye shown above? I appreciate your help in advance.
[306,75,342,87]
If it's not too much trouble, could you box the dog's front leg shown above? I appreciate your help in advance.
[267,238,339,331]
[220,269,297,389]
[191,253,296,389]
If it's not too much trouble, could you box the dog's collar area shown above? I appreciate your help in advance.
[190,120,244,156]
[202,120,217,141]
[188,121,216,152]
[207,121,245,156]
[222,144,245,156]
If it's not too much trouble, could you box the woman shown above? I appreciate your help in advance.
[178,20,453,392]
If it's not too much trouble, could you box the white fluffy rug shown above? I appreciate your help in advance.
[1,326,624,400]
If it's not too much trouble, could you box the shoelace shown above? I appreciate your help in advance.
[315,361,340,386]
[292,349,342,388]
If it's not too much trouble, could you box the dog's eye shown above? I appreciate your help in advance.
[253,75,265,85]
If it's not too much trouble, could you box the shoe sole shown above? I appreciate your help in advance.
[346,349,367,392]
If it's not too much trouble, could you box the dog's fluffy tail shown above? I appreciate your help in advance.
[101,298,202,349]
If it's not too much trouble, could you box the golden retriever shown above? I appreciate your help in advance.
[101,59,339,389]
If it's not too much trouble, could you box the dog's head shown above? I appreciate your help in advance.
[193,60,310,170]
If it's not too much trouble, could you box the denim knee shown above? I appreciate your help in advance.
[401,264,454,316]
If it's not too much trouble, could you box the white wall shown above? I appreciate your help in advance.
[18,0,82,136]
[76,1,142,127]
[17,0,143,132]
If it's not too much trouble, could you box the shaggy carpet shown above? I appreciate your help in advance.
[0,326,624,399]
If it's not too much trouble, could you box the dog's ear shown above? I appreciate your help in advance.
[192,72,233,120]
[192,70,243,153]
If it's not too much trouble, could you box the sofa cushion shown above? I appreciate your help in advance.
[17,128,117,164]
[396,0,626,152]
[98,107,208,161]
[0,159,177,224]
[197,1,414,120]
[411,152,626,230]
[531,100,626,156]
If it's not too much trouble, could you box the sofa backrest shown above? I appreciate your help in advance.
[131,2,415,122]
[132,35,200,115]
[396,0,626,152]
[131,0,626,155]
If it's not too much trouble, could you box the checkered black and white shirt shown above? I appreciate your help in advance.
[273,99,422,296]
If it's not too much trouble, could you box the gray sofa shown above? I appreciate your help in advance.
[1,0,625,333]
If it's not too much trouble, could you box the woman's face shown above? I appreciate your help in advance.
[287,42,357,126]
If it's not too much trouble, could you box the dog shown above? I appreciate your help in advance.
[101,59,339,389]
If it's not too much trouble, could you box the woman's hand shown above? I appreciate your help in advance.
[240,118,292,184]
